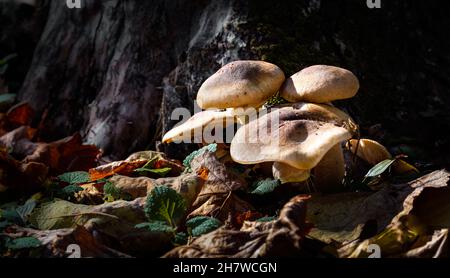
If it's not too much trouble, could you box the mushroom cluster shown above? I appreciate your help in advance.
[162,61,392,193]
[162,60,285,144]
[230,65,359,192]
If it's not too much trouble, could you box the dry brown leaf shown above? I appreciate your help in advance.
[334,170,450,258]
[0,126,36,154]
[6,102,34,126]
[125,150,184,176]
[23,133,100,174]
[2,225,131,258]
[164,195,310,258]
[109,175,158,199]
[29,197,172,255]
[0,149,48,193]
[89,159,147,181]
[188,193,254,222]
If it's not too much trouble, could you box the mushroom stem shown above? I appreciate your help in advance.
[312,144,346,193]
[272,162,310,184]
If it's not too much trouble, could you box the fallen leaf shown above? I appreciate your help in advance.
[89,159,147,181]
[108,175,158,199]
[2,225,131,258]
[164,195,310,258]
[6,102,34,127]
[335,170,450,258]
[23,133,99,174]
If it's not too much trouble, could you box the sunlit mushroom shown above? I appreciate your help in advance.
[230,102,357,191]
[280,65,359,103]
[163,60,285,144]
[197,60,285,111]
[346,138,392,165]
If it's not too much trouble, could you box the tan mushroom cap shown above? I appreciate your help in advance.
[346,138,392,165]
[197,60,285,109]
[162,110,235,143]
[230,102,353,170]
[272,162,310,184]
[280,65,359,103]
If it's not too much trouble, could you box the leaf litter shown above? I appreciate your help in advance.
[0,108,449,258]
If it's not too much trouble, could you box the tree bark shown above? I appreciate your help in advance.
[9,0,450,164]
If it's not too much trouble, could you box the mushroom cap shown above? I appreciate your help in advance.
[197,60,285,109]
[346,138,392,165]
[162,110,235,143]
[230,103,353,170]
[280,65,359,103]
[272,162,310,184]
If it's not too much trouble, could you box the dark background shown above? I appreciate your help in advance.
[1,0,449,168]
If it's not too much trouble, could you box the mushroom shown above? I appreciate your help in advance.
[162,60,285,144]
[345,138,419,175]
[197,60,285,111]
[280,65,359,103]
[230,102,356,191]
[162,110,235,144]
[346,138,392,165]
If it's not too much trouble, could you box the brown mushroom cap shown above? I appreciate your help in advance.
[230,102,353,170]
[162,110,235,143]
[346,138,392,165]
[280,65,359,103]
[197,60,285,109]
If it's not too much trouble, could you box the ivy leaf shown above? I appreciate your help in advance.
[5,237,41,250]
[183,144,217,170]
[58,171,90,184]
[250,178,281,195]
[135,221,175,234]
[186,216,222,237]
[145,186,186,228]
[255,216,277,222]
[364,159,396,178]
[58,185,84,200]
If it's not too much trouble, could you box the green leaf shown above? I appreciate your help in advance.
[250,178,281,195]
[16,198,37,224]
[0,209,22,224]
[6,237,41,250]
[103,181,132,201]
[56,185,83,200]
[135,221,174,233]
[364,159,396,178]
[103,181,121,198]
[135,167,172,177]
[58,171,90,184]
[186,216,222,237]
[255,216,276,222]
[183,144,218,170]
[173,232,188,246]
[145,186,186,228]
